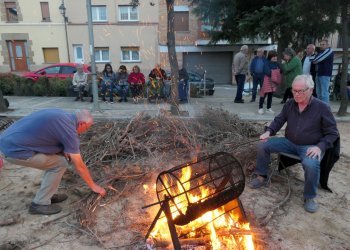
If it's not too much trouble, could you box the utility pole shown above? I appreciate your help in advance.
[86,0,101,111]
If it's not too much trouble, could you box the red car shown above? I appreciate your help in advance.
[22,63,91,82]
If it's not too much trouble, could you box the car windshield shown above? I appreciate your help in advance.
[188,72,202,81]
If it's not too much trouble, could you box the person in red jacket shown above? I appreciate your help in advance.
[128,65,145,103]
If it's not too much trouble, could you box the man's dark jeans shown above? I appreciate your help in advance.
[252,74,264,101]
[234,74,246,101]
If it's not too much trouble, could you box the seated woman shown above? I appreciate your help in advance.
[72,63,88,102]
[128,65,145,103]
[100,63,117,103]
[115,65,129,102]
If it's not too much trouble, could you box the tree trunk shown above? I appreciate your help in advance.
[337,0,349,116]
[0,90,8,112]
[166,0,180,115]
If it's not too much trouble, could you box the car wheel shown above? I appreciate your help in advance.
[208,90,215,96]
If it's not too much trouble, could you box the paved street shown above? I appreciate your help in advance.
[1,85,349,122]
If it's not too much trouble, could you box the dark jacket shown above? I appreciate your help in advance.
[179,68,189,81]
[311,47,334,77]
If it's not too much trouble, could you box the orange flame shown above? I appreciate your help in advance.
[146,165,255,249]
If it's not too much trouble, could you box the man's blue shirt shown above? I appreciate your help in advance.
[0,109,80,159]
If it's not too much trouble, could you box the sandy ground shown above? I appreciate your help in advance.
[0,123,349,250]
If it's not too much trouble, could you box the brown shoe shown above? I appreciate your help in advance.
[29,202,62,215]
[51,194,68,203]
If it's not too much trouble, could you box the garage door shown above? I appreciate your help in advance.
[183,52,233,84]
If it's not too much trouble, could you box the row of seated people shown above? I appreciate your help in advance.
[100,63,169,103]
[73,63,188,103]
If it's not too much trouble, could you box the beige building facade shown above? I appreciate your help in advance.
[0,0,68,72]
[0,0,160,75]
[66,0,159,74]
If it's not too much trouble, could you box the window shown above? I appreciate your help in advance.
[121,47,140,62]
[61,66,76,74]
[5,2,18,22]
[119,6,138,21]
[43,48,59,63]
[40,2,50,22]
[95,48,109,62]
[92,6,107,22]
[200,17,221,32]
[174,11,189,32]
[38,66,60,74]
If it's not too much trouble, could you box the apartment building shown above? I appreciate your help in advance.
[66,0,158,74]
[0,0,67,72]
[0,0,159,74]
[158,0,258,84]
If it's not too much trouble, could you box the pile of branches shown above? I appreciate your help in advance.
[77,107,264,229]
[80,107,263,178]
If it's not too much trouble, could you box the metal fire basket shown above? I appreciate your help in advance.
[144,151,246,249]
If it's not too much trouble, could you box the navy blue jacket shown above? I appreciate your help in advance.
[311,48,334,77]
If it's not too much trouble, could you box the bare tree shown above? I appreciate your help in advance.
[337,0,349,116]
[166,0,180,115]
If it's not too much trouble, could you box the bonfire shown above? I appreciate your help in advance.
[76,107,266,249]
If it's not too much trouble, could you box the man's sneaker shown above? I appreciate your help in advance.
[266,108,275,114]
[29,202,62,215]
[248,176,268,189]
[304,198,318,213]
[258,108,264,115]
[51,194,68,204]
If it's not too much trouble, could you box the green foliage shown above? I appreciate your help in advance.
[191,0,340,48]
[0,73,18,95]
[49,77,71,97]
[0,74,72,97]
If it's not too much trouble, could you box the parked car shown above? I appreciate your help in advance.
[165,70,215,96]
[22,63,91,82]
[187,71,215,96]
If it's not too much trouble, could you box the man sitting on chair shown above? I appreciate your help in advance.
[249,74,339,213]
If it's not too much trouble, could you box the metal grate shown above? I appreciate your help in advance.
[156,151,245,225]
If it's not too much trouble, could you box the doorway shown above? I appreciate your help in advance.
[7,40,28,71]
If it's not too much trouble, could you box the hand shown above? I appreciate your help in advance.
[64,153,71,162]
[92,184,107,197]
[259,131,271,141]
[306,146,322,161]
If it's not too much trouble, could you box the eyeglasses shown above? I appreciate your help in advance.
[292,88,309,94]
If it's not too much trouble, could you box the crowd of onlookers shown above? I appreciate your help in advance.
[233,39,336,114]
[71,63,190,104]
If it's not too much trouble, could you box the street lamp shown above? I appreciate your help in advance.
[59,1,70,62]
